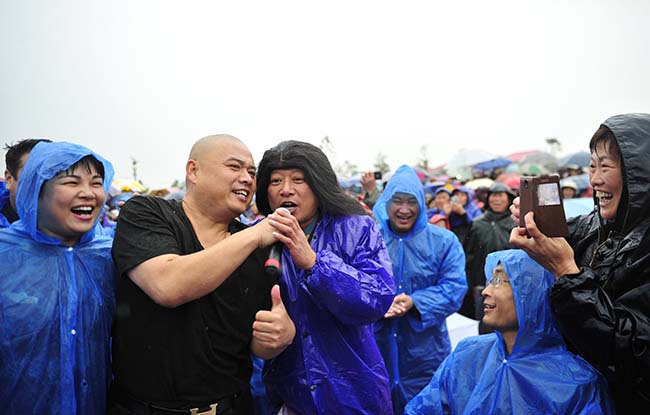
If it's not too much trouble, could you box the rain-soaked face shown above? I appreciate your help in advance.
[481,263,518,335]
[590,141,623,221]
[388,192,419,234]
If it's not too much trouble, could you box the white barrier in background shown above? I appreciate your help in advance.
[446,313,479,351]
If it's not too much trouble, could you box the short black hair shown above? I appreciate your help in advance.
[589,125,621,163]
[4,138,53,177]
[255,140,366,217]
[63,155,106,179]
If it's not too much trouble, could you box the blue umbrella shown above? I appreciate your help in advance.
[473,157,512,171]
[559,151,590,168]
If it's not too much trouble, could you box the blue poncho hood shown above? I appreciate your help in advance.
[374,164,429,236]
[405,250,614,414]
[12,141,114,245]
[488,250,564,355]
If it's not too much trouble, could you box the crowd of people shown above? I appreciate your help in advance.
[0,113,648,414]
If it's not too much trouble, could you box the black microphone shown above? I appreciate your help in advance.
[265,243,282,277]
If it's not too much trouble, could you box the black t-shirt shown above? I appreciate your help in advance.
[111,196,274,408]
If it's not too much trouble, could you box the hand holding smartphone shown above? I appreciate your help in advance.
[519,175,569,238]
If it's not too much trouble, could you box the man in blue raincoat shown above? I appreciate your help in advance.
[0,141,115,414]
[373,165,467,414]
[404,250,614,414]
[255,140,396,415]
[1,138,52,227]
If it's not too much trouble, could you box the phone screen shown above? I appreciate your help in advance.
[537,183,561,206]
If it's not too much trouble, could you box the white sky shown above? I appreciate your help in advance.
[1,0,649,189]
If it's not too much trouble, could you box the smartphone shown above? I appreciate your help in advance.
[374,171,383,180]
[519,175,569,238]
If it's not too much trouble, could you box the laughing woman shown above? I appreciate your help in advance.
[510,113,650,413]
[0,141,115,414]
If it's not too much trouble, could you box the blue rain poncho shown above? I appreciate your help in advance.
[373,165,467,414]
[0,181,10,228]
[405,250,614,415]
[0,142,115,414]
[263,213,396,415]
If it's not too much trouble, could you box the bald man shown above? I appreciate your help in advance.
[109,135,295,415]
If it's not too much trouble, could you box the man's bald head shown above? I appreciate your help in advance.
[189,134,244,161]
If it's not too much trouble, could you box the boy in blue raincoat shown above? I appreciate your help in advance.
[404,250,614,414]
[254,141,396,415]
[0,141,115,414]
[373,165,467,414]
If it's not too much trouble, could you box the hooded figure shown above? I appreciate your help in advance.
[461,182,516,322]
[0,142,115,413]
[373,165,467,414]
[546,113,650,410]
[404,250,614,415]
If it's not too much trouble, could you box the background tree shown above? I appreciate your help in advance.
[373,152,390,174]
[416,145,429,170]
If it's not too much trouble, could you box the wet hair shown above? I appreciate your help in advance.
[4,138,53,177]
[589,126,621,163]
[61,155,106,179]
[255,140,366,217]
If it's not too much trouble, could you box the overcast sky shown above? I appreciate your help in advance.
[1,0,649,189]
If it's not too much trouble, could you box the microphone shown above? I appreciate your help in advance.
[265,243,283,277]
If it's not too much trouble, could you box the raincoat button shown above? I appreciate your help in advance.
[502,359,507,364]
[310,385,317,391]
[67,247,73,252]
[71,329,76,335]
[81,379,88,389]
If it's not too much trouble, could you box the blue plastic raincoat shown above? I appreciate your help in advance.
[0,181,10,228]
[373,165,467,414]
[0,142,115,414]
[405,250,614,415]
[263,213,396,415]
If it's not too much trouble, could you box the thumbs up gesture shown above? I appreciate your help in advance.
[251,285,296,359]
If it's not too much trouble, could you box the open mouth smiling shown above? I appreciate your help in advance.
[595,191,613,201]
[71,206,94,217]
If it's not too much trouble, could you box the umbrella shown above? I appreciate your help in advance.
[496,172,520,190]
[411,166,432,181]
[464,177,494,190]
[561,173,590,192]
[473,157,512,171]
[111,178,147,194]
[559,151,590,168]
[506,150,542,163]
[507,151,559,175]
[446,149,498,179]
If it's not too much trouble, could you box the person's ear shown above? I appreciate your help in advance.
[186,159,199,184]
[4,170,15,189]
